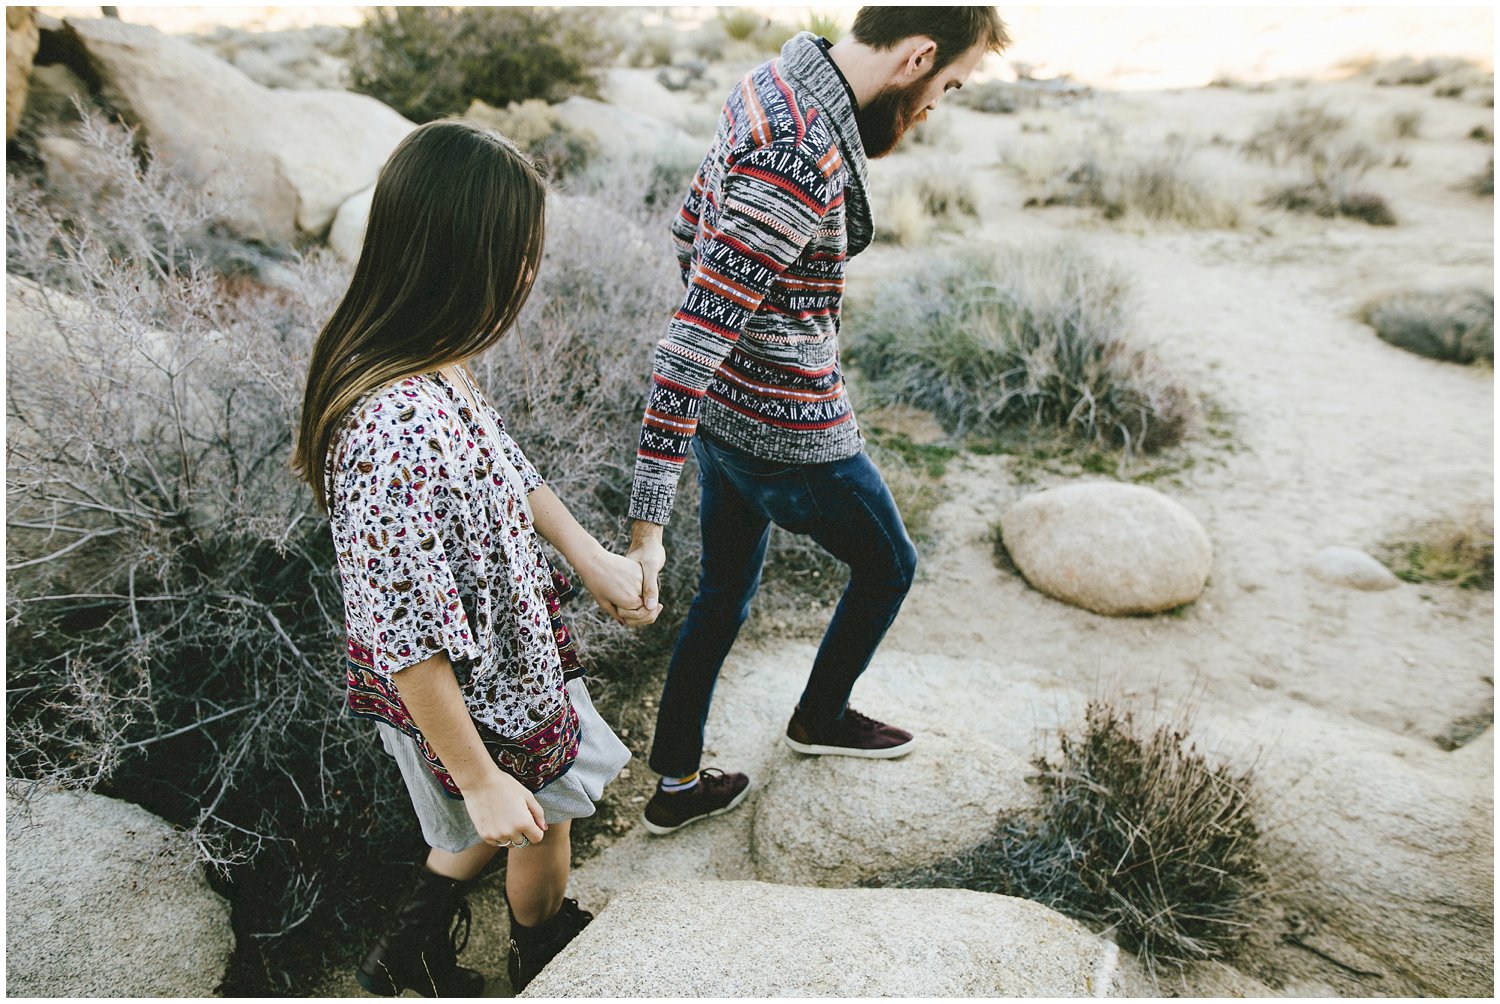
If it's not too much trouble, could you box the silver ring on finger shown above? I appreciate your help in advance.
[515,836,530,849]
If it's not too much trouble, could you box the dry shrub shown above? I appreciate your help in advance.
[874,701,1267,976]
[1380,506,1495,591]
[845,245,1194,454]
[463,98,597,180]
[1468,124,1493,142]
[1386,108,1424,139]
[1242,101,1351,166]
[1021,136,1240,228]
[1359,287,1494,364]
[873,166,978,246]
[1466,157,1494,197]
[800,12,845,40]
[343,6,614,123]
[952,79,1030,114]
[1368,55,1484,88]
[1261,136,1396,226]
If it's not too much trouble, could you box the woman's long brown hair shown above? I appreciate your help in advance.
[292,119,546,510]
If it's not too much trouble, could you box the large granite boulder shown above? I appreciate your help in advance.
[58,16,413,243]
[752,727,1032,887]
[8,6,40,138]
[999,482,1213,615]
[6,784,235,996]
[523,879,1120,997]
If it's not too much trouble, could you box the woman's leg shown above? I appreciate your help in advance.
[425,839,500,882]
[505,819,572,925]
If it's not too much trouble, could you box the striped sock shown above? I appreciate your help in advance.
[659,772,699,794]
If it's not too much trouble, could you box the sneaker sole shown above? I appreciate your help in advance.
[640,781,753,836]
[783,735,916,759]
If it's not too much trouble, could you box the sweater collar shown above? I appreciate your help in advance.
[778,31,873,255]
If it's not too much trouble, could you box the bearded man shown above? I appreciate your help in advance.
[625,7,1011,833]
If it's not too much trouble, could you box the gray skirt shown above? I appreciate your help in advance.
[378,677,631,853]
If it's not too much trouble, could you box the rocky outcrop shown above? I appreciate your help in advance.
[1307,546,1401,590]
[752,728,1031,887]
[6,784,234,996]
[523,879,1120,997]
[58,16,413,242]
[999,482,1213,615]
[8,6,40,138]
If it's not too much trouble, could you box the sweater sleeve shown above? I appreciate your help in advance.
[671,155,708,287]
[629,142,834,526]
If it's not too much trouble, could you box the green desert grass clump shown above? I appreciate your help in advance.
[1021,137,1241,228]
[344,6,613,123]
[845,245,1194,454]
[873,701,1267,975]
[1380,507,1494,591]
[1359,287,1494,364]
[463,98,597,179]
[800,11,845,40]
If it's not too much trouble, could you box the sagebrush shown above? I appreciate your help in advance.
[1380,506,1495,591]
[873,701,1268,976]
[845,245,1194,453]
[343,7,614,123]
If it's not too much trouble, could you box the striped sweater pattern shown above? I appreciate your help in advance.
[629,32,874,526]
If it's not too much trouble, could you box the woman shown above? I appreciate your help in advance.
[293,119,656,994]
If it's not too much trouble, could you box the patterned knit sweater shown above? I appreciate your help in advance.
[628,32,874,526]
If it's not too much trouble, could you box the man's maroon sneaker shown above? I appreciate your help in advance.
[784,706,916,759]
[641,767,751,835]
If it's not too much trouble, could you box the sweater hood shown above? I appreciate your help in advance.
[778,31,873,255]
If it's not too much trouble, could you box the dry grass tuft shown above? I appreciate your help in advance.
[1380,506,1494,591]
[1019,136,1241,229]
[1242,101,1351,166]
[873,701,1268,976]
[846,245,1195,453]
[1359,287,1494,364]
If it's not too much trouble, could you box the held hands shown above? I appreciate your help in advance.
[626,520,666,625]
[581,539,663,627]
[464,767,547,848]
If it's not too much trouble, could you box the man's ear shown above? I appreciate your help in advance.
[903,36,939,79]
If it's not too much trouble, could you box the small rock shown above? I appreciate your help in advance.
[999,482,1213,616]
[328,183,374,262]
[1307,546,1401,591]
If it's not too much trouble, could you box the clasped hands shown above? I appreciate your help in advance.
[580,520,667,628]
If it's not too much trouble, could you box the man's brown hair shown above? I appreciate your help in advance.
[850,7,1011,71]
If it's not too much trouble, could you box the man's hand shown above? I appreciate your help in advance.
[628,519,666,617]
[578,545,660,627]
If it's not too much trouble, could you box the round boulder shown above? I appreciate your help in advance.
[6,784,235,996]
[1307,545,1401,591]
[999,482,1213,616]
[751,727,1031,887]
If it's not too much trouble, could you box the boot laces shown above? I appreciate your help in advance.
[448,897,472,956]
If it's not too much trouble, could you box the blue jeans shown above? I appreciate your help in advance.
[647,432,919,777]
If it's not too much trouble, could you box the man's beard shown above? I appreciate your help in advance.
[854,73,936,159]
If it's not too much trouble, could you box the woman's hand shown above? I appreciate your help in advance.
[580,545,662,627]
[461,766,548,848]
